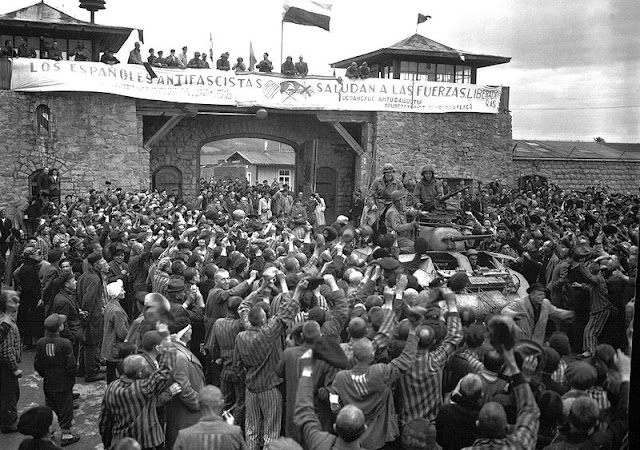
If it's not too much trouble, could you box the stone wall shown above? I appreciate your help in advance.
[512,158,640,193]
[374,111,513,184]
[0,90,148,208]
[146,113,356,214]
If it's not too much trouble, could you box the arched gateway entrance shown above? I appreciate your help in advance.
[143,107,373,218]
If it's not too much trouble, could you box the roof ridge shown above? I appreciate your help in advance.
[0,1,88,24]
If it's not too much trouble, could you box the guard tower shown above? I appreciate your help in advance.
[331,33,510,84]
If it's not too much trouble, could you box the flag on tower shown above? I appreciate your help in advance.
[417,13,431,24]
[282,0,332,31]
[249,41,257,71]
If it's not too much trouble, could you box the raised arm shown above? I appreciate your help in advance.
[320,275,348,340]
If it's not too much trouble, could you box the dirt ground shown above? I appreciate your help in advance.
[0,349,104,449]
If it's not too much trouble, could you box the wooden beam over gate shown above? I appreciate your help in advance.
[328,121,365,155]
[143,114,185,151]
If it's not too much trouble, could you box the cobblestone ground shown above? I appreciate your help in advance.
[0,350,104,449]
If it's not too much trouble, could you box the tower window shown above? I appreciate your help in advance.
[36,104,51,136]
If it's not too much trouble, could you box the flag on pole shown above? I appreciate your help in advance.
[209,33,214,65]
[417,13,431,24]
[249,41,257,71]
[282,0,332,31]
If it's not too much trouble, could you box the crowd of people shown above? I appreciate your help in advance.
[1,37,313,77]
[0,162,636,450]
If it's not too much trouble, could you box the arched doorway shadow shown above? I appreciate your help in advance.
[28,169,44,199]
[316,167,338,223]
[153,165,183,198]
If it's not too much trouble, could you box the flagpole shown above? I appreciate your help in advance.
[280,20,284,68]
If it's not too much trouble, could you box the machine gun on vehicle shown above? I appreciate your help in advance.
[436,185,470,204]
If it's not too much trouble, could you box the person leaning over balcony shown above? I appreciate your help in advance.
[232,57,246,72]
[128,42,143,65]
[295,55,308,76]
[216,52,230,71]
[0,40,17,58]
[153,50,168,68]
[17,37,36,58]
[166,49,184,68]
[256,53,273,73]
[201,52,211,69]
[69,42,89,61]
[281,56,296,76]
[46,41,63,61]
[100,49,120,65]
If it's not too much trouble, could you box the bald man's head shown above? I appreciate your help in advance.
[122,355,152,380]
[476,402,508,439]
[348,317,368,339]
[335,404,366,442]
[198,385,224,414]
[417,325,435,349]
[302,320,321,344]
[352,338,374,365]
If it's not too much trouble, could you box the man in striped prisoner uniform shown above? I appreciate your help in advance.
[232,271,299,450]
[397,289,463,426]
[206,295,245,429]
[0,290,21,434]
[99,349,177,449]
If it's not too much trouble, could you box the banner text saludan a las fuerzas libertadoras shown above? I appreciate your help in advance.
[11,59,502,114]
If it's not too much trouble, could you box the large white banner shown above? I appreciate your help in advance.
[10,59,502,113]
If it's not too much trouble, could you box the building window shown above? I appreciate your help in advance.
[278,169,291,186]
[436,64,454,83]
[399,63,471,84]
[455,65,472,84]
[381,63,394,79]
[36,104,51,136]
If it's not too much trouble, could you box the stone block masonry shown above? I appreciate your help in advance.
[373,111,513,183]
[512,158,640,193]
[0,90,149,208]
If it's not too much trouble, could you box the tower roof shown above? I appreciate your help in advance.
[331,33,510,68]
[0,1,138,52]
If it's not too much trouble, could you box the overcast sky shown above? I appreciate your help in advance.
[3,0,639,142]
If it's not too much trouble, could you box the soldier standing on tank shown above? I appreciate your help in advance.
[414,165,444,211]
[365,163,404,233]
[385,190,418,254]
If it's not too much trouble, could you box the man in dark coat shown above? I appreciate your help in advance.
[76,252,109,382]
[34,314,79,446]
[13,247,45,348]
[0,208,14,258]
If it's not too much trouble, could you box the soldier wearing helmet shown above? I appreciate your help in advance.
[384,190,417,253]
[364,163,404,233]
[414,165,444,211]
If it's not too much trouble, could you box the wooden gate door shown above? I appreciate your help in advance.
[315,166,337,224]
[153,166,183,197]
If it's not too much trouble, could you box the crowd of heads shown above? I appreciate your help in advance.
[0,165,636,449]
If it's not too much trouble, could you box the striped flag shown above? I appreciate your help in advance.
[282,0,332,31]
[249,41,257,71]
